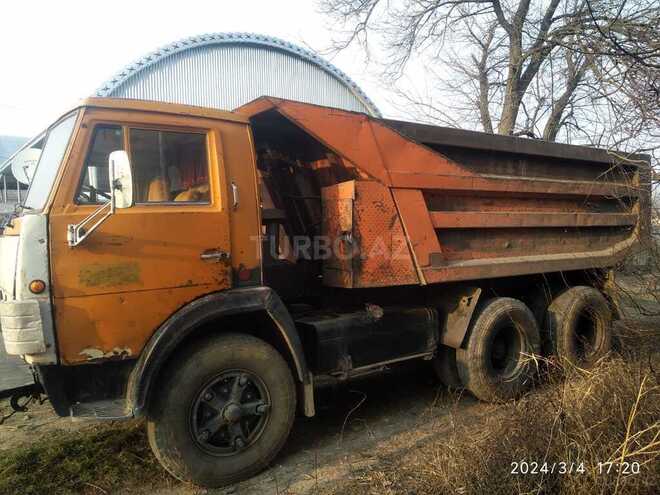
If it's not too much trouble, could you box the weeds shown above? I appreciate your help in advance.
[328,325,660,495]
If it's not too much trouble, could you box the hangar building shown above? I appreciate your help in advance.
[0,32,379,216]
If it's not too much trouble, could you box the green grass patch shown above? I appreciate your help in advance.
[0,421,170,495]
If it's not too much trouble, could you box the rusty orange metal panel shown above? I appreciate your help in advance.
[422,233,638,283]
[322,181,355,287]
[47,107,251,364]
[423,193,629,214]
[242,97,392,185]
[430,212,637,229]
[353,182,419,287]
[389,172,640,198]
[322,181,419,288]
[237,97,640,198]
[238,97,644,285]
[238,97,477,186]
[235,97,279,118]
[55,286,213,364]
[391,188,441,279]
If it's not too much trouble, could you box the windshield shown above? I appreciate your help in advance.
[23,112,78,210]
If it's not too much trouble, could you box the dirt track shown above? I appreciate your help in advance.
[206,365,492,495]
[1,362,489,494]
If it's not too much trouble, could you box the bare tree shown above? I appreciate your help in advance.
[579,0,659,147]
[318,0,659,149]
[583,0,659,69]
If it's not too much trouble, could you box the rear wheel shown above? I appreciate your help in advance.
[457,298,540,402]
[147,333,296,488]
[545,286,612,368]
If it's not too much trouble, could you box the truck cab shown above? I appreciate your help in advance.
[1,99,262,365]
[0,97,644,488]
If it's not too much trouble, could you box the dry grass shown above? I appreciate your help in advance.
[1,324,657,495]
[325,325,660,495]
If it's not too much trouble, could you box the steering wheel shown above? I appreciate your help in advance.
[78,184,112,202]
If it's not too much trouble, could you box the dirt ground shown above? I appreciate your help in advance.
[1,274,658,494]
[1,360,493,494]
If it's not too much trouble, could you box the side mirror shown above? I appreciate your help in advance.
[67,150,133,247]
[109,150,133,209]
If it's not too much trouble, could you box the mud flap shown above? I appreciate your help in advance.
[439,286,482,349]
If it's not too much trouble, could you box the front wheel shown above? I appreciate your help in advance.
[147,333,296,488]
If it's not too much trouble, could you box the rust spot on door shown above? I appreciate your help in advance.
[79,263,141,287]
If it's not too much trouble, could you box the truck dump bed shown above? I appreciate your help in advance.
[238,97,650,288]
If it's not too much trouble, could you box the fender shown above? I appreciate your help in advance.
[126,286,313,417]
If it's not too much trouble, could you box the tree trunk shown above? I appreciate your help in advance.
[498,42,524,135]
[543,55,592,141]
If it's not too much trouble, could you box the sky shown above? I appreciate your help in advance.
[0,0,392,137]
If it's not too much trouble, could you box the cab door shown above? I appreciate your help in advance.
[48,109,233,364]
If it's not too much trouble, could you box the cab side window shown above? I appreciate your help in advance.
[76,126,124,204]
[130,129,209,203]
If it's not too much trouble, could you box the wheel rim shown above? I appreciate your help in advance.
[189,369,271,456]
[489,322,523,379]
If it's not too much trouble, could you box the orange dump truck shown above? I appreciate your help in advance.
[0,96,649,486]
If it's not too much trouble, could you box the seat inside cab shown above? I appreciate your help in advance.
[131,129,210,203]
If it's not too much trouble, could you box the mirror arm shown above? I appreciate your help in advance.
[67,162,117,247]
[67,199,114,247]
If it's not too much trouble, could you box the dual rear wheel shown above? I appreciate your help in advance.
[434,286,613,402]
[451,297,541,402]
[545,286,613,367]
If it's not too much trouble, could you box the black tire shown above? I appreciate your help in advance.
[545,286,612,368]
[456,298,541,402]
[432,345,463,389]
[146,333,296,488]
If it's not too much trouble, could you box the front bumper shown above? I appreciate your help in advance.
[0,300,47,355]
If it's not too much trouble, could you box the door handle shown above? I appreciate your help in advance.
[231,182,239,210]
[200,249,230,261]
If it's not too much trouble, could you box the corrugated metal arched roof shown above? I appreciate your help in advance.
[96,32,380,116]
